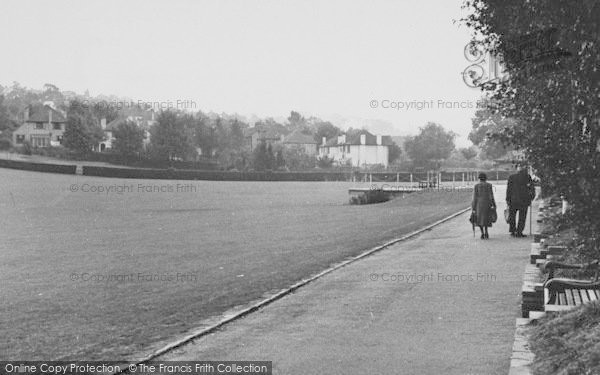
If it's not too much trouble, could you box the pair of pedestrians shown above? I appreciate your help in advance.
[471,167,536,239]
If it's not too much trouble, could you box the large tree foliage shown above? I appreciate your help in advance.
[0,95,17,132]
[312,121,340,144]
[63,100,104,154]
[468,98,514,160]
[112,120,145,158]
[463,0,600,257]
[388,142,402,164]
[404,122,456,169]
[149,111,196,161]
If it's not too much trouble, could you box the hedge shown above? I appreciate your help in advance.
[0,159,76,175]
[82,166,354,181]
[80,167,516,182]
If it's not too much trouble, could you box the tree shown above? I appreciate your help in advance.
[112,120,145,158]
[252,141,270,171]
[0,95,16,132]
[282,145,316,170]
[388,142,402,164]
[313,121,340,144]
[460,146,478,160]
[287,111,306,130]
[149,111,196,161]
[463,0,600,259]
[63,100,104,154]
[275,149,285,169]
[193,112,216,157]
[404,122,456,169]
[468,99,514,160]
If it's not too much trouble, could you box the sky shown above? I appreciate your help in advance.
[0,0,484,146]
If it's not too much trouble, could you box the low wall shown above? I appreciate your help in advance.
[0,159,77,175]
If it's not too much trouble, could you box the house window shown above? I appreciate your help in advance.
[31,136,48,147]
[16,135,25,144]
[36,123,44,130]
[53,123,62,130]
[57,135,63,144]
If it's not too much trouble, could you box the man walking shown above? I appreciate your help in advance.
[506,166,536,237]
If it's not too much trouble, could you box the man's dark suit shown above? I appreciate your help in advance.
[506,169,536,236]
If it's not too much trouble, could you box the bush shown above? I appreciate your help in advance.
[32,146,70,159]
[0,137,11,150]
[20,141,32,155]
[529,301,600,375]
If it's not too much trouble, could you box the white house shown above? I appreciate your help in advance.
[319,130,391,167]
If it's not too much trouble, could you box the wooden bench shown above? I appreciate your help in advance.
[522,244,567,317]
[541,260,600,312]
[544,278,600,311]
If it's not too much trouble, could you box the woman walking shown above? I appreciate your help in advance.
[472,172,496,239]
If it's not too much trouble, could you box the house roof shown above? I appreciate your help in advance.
[245,125,285,140]
[26,105,66,123]
[105,118,126,131]
[283,130,317,144]
[323,130,393,147]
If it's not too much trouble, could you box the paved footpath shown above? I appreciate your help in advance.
[160,185,531,375]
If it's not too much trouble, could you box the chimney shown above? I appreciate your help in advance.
[322,136,326,146]
[337,134,346,144]
[101,118,107,130]
[360,134,366,145]
[24,106,30,121]
[48,109,52,124]
[376,135,382,145]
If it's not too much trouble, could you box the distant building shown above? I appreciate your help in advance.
[97,110,156,152]
[319,130,392,167]
[244,125,286,150]
[12,104,67,147]
[282,129,318,155]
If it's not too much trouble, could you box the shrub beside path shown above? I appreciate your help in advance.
[158,185,529,374]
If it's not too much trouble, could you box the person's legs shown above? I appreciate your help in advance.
[479,225,485,239]
[517,206,529,236]
[508,206,518,234]
[484,226,489,239]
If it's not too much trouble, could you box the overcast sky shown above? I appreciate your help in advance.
[0,0,483,146]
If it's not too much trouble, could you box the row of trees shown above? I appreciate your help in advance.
[1,83,495,170]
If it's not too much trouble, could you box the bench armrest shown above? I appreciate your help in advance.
[544,278,600,292]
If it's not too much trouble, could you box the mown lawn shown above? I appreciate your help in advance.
[0,168,471,360]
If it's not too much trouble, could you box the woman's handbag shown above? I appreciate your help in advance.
[490,207,498,223]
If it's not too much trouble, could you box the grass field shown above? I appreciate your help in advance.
[0,168,471,360]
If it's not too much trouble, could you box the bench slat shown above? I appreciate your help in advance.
[565,289,575,306]
[580,290,591,304]
[558,292,566,305]
[592,290,600,301]
[572,289,583,305]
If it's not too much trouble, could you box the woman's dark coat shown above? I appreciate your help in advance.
[472,181,496,227]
